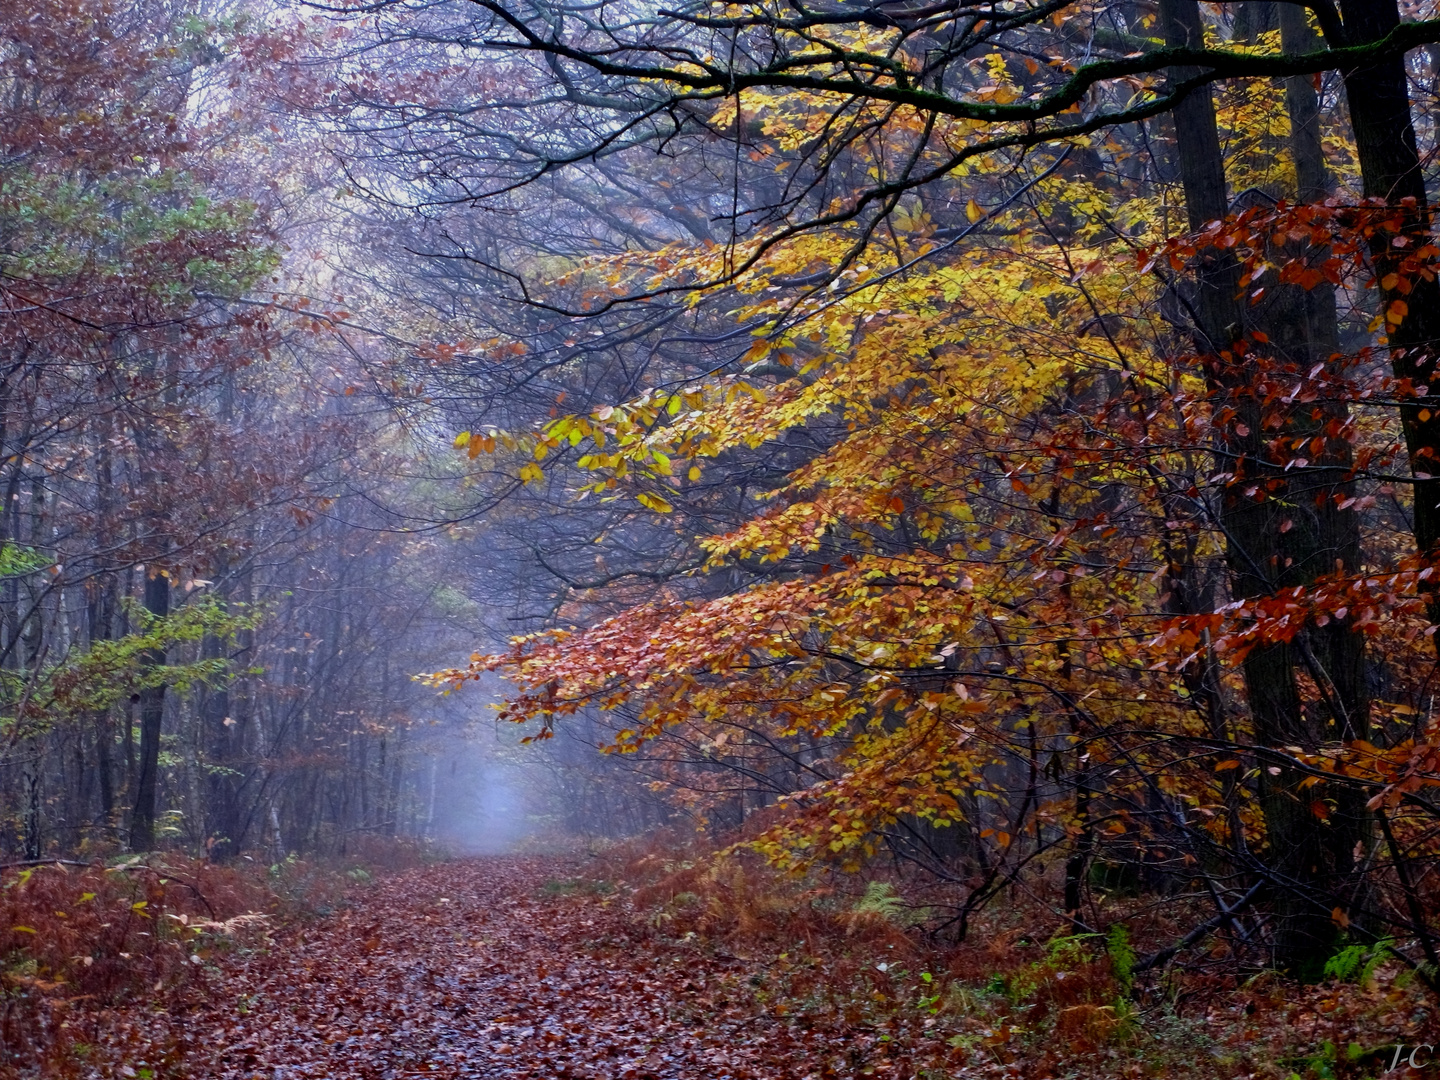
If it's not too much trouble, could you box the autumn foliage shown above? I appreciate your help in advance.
[420,28,1440,983]
[11,0,1440,1068]
[0,857,276,1072]
[6,851,1433,1078]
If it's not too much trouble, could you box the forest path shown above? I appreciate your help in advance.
[150,855,823,1080]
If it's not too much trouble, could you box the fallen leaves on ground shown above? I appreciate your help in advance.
[67,856,933,1079]
[29,853,1439,1080]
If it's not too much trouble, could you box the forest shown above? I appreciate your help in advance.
[3,0,1440,1074]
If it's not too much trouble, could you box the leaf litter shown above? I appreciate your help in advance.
[71,856,858,1080]
[31,853,1438,1080]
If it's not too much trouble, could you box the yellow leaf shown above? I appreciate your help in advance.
[453,431,471,449]
[637,492,674,513]
[965,199,983,223]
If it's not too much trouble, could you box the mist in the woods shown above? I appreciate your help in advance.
[6,0,1440,1073]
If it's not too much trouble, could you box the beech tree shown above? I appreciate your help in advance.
[296,0,1440,980]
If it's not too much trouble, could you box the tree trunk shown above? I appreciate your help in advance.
[201,558,242,859]
[86,586,116,828]
[1332,0,1440,586]
[1161,0,1372,977]
[1279,6,1329,205]
[130,568,169,851]
[202,622,240,859]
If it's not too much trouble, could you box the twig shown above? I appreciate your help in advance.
[1134,880,1264,972]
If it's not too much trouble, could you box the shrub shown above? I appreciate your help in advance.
[0,857,274,1072]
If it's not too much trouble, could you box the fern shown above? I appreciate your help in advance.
[853,881,905,921]
[1322,938,1392,985]
[1108,923,1136,995]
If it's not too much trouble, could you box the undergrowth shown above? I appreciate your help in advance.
[592,836,1438,1079]
[0,837,434,1076]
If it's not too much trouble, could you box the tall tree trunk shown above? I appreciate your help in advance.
[86,586,116,827]
[130,567,169,851]
[201,630,238,858]
[90,388,118,832]
[1331,0,1440,587]
[1161,0,1371,976]
[201,560,241,860]
[1279,6,1329,205]
[1276,0,1374,959]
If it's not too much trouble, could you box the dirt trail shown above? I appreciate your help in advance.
[108,856,844,1080]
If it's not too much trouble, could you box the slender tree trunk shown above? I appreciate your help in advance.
[86,587,116,827]
[130,568,169,851]
[202,622,239,858]
[1279,7,1329,205]
[201,558,242,859]
[22,770,40,858]
[90,391,118,831]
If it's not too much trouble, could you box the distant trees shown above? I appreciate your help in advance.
[0,0,463,860]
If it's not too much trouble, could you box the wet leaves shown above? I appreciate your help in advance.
[34,853,1437,1080]
[79,857,894,1079]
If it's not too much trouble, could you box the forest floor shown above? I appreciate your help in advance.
[75,854,887,1080]
[22,853,1439,1080]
